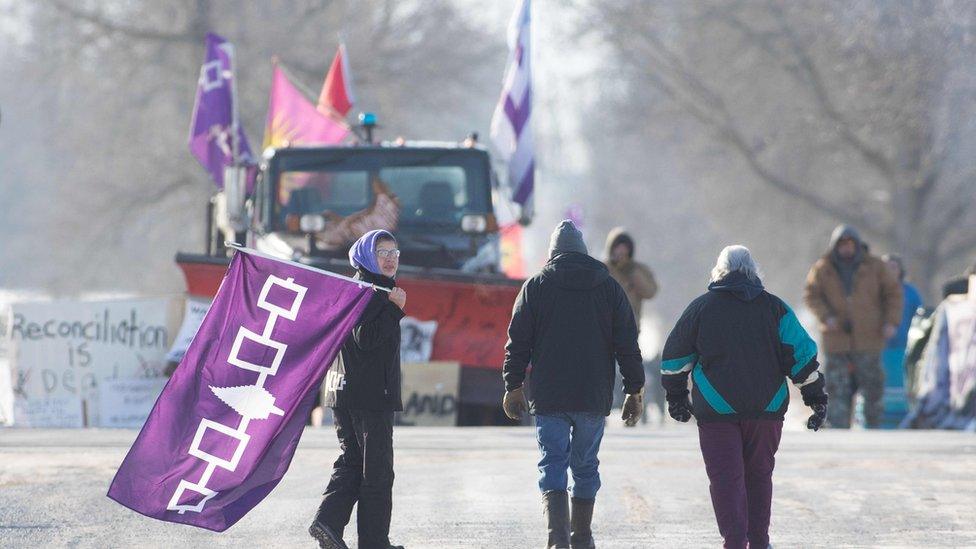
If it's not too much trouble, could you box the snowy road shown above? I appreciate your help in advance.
[1,424,974,548]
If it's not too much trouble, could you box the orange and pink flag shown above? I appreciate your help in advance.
[263,63,348,150]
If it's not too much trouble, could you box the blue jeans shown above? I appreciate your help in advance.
[535,412,606,499]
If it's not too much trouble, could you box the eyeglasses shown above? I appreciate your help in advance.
[376,249,400,259]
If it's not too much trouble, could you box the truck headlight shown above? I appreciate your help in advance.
[461,214,488,233]
[300,214,326,233]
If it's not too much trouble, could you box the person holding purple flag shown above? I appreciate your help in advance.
[107,248,376,532]
[311,230,407,549]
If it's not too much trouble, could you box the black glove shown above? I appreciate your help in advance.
[799,373,828,406]
[807,403,827,431]
[799,374,828,431]
[667,394,693,422]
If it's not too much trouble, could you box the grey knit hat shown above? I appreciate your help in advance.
[548,220,588,258]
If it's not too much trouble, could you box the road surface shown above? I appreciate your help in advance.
[1,424,974,548]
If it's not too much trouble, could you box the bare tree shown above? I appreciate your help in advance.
[585,0,976,298]
[0,0,503,294]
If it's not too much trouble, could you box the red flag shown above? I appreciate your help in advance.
[317,43,355,118]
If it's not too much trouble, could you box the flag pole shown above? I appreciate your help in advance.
[228,42,240,168]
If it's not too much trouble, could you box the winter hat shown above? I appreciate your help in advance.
[548,220,588,258]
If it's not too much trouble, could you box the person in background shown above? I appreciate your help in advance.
[803,225,903,428]
[604,228,659,425]
[604,228,658,326]
[311,229,407,549]
[662,245,827,549]
[503,220,644,549]
[881,254,925,426]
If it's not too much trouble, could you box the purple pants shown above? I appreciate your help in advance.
[698,420,783,549]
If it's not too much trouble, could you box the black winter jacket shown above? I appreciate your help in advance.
[661,272,826,423]
[503,252,644,416]
[323,269,405,411]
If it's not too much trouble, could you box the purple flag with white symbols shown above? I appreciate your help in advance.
[188,33,255,189]
[490,0,534,206]
[107,249,374,531]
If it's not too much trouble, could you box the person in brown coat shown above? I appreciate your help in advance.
[604,228,658,324]
[605,228,662,426]
[803,225,903,428]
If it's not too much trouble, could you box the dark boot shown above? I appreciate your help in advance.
[543,490,570,549]
[570,497,595,548]
[309,504,349,549]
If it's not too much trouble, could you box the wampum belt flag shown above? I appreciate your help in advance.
[108,247,374,531]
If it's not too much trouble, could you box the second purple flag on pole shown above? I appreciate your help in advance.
[107,249,374,532]
[490,0,534,207]
[188,32,256,189]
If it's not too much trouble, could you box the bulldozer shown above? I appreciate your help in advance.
[176,133,525,425]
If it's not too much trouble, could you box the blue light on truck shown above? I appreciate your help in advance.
[359,112,377,126]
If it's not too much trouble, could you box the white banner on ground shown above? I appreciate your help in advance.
[4,297,178,427]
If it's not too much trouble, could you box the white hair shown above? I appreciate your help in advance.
[710,245,763,283]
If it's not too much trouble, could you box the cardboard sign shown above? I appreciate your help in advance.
[398,361,460,427]
[4,297,177,427]
[165,297,212,362]
[400,317,438,364]
[0,307,14,426]
[99,378,168,428]
[13,396,83,428]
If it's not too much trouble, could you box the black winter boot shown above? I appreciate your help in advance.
[543,490,571,549]
[570,497,595,548]
[309,506,349,549]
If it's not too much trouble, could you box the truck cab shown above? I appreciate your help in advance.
[249,143,504,277]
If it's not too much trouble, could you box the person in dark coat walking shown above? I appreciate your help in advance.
[502,220,645,549]
[311,229,407,549]
[661,246,828,549]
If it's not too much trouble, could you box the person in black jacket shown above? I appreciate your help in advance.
[311,229,406,549]
[661,245,828,549]
[502,220,645,549]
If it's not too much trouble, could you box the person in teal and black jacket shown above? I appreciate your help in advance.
[661,245,828,549]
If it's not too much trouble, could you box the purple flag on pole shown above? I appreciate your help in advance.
[188,33,255,189]
[490,0,534,206]
[107,249,374,531]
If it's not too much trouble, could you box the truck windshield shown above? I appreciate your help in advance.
[272,149,491,232]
